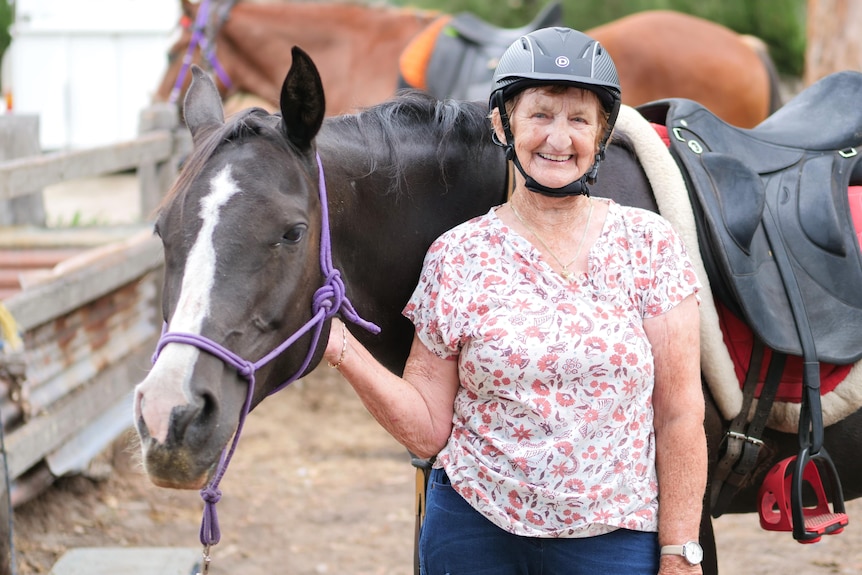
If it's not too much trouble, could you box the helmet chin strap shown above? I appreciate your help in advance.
[508,146,599,198]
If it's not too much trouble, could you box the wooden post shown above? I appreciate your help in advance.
[0,421,14,575]
[0,115,45,226]
[137,104,185,221]
[805,0,862,85]
[0,115,41,575]
[0,351,24,575]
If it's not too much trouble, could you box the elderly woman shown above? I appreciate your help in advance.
[324,27,707,575]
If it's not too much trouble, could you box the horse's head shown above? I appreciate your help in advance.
[135,47,328,489]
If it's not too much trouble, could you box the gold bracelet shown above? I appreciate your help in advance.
[327,321,347,369]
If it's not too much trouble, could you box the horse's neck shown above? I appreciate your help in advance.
[230,3,432,42]
[221,3,435,113]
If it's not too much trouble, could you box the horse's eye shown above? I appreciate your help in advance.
[282,224,307,244]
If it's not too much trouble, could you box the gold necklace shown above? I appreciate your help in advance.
[510,199,594,280]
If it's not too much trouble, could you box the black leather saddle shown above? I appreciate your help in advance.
[641,72,862,533]
[639,70,862,365]
[400,1,563,101]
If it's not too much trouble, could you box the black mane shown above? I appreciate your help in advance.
[322,89,498,196]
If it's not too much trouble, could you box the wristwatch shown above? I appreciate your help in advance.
[660,541,703,565]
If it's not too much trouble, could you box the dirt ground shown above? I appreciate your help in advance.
[10,364,862,575]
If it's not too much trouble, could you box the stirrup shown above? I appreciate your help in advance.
[758,448,848,543]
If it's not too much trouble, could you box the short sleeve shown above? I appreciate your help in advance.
[403,232,470,359]
[633,209,702,318]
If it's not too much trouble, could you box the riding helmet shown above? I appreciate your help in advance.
[489,27,622,196]
[490,27,621,135]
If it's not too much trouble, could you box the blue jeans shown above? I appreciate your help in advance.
[419,468,659,575]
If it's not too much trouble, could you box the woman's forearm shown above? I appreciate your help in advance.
[323,319,459,458]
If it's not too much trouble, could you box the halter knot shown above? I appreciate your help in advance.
[200,485,222,504]
[237,360,255,380]
[199,485,223,545]
[312,269,346,318]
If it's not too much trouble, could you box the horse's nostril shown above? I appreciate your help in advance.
[199,390,218,424]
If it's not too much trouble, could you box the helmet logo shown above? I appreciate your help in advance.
[555,56,570,68]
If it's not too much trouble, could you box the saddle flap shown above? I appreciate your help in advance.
[700,152,764,255]
[798,155,847,257]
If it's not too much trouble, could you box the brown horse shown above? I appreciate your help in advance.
[586,10,781,129]
[155,2,780,127]
[155,0,440,116]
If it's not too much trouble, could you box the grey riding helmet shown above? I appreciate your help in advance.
[490,27,622,196]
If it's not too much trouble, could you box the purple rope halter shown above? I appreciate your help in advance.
[170,0,235,104]
[152,154,380,547]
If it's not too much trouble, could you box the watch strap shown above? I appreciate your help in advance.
[660,541,703,565]
[660,545,685,556]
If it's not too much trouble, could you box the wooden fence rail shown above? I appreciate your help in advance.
[0,103,191,574]
[0,103,190,219]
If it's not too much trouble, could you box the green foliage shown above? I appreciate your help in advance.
[50,210,111,228]
[0,0,10,91]
[393,0,806,76]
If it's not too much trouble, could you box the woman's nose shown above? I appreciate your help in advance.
[546,120,573,149]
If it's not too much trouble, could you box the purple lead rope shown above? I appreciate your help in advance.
[152,154,379,548]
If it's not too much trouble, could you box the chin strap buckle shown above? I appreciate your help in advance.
[758,448,849,543]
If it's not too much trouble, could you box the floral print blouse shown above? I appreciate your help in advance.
[403,198,701,538]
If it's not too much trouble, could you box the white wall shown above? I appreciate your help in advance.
[6,0,180,150]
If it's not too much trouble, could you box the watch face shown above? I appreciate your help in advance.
[683,541,704,564]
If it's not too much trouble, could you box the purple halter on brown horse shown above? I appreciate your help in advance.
[135,47,862,575]
[156,1,779,127]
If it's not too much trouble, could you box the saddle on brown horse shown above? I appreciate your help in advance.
[398,1,563,101]
[640,70,862,542]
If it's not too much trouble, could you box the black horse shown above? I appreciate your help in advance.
[133,48,862,574]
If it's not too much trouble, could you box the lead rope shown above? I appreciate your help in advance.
[152,154,379,573]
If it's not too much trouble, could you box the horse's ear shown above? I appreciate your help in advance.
[184,65,225,145]
[279,46,326,151]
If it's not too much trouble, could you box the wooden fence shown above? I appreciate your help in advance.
[0,104,190,573]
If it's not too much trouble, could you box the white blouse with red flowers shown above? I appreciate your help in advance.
[403,198,701,538]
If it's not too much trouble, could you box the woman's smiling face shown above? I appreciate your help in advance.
[502,86,603,190]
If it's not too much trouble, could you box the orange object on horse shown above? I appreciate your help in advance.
[155,2,779,127]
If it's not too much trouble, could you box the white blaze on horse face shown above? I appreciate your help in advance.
[136,166,242,443]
